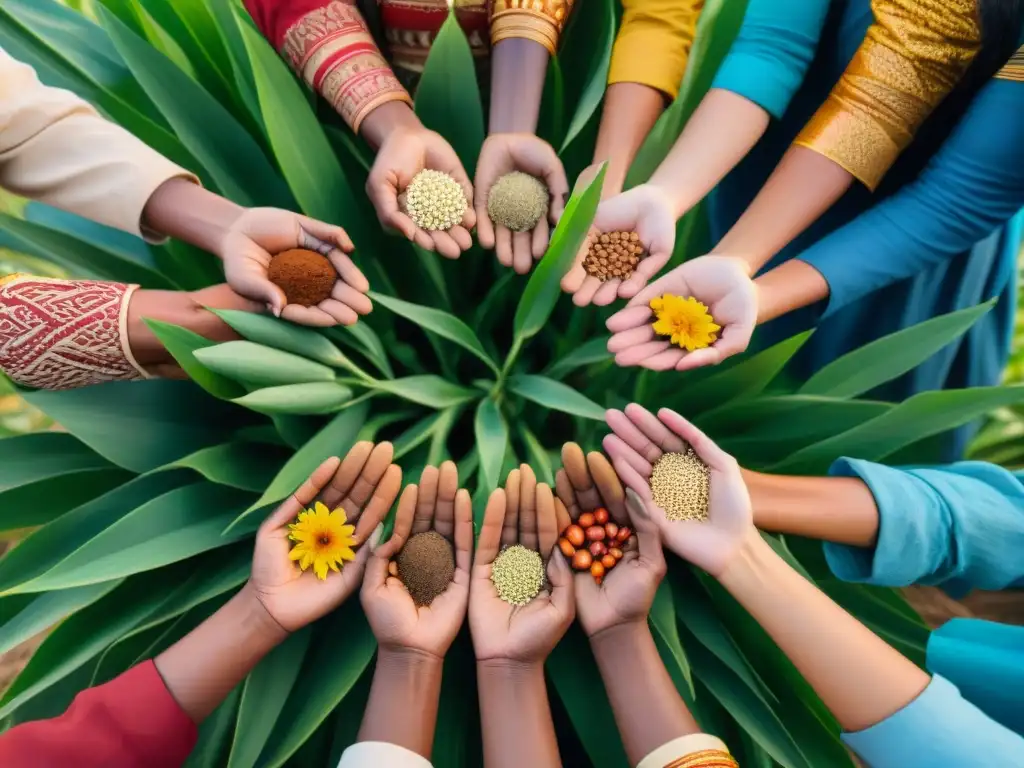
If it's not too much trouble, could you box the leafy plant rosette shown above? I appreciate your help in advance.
[2,1,1023,766]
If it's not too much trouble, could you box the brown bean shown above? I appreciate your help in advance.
[566,524,586,548]
[388,561,398,577]
[558,537,576,558]
[586,525,606,542]
[616,526,631,542]
[594,508,608,525]
[589,541,608,558]
[609,547,624,560]
[605,522,619,540]
[578,512,595,528]
[601,554,617,570]
[572,549,593,571]
[590,561,605,579]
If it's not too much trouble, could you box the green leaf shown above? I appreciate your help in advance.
[209,310,353,368]
[544,335,612,380]
[474,398,508,493]
[371,376,478,409]
[0,468,132,533]
[0,581,123,657]
[428,406,461,465]
[185,685,240,768]
[326,324,394,379]
[512,165,605,343]
[393,412,444,460]
[194,341,336,387]
[166,442,291,492]
[800,301,995,398]
[145,319,247,400]
[508,374,605,421]
[370,291,499,374]
[648,581,695,699]
[233,382,354,415]
[518,424,555,485]
[206,0,263,130]
[0,432,114,490]
[557,0,614,152]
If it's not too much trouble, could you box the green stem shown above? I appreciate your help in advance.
[500,337,524,382]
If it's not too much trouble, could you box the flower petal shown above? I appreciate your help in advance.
[314,559,329,580]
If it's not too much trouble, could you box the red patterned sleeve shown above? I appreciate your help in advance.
[0,660,197,768]
[243,0,412,133]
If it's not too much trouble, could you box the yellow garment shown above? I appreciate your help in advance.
[794,0,981,190]
[490,0,576,54]
[608,0,704,99]
[995,45,1024,81]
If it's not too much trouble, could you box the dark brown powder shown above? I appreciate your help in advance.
[396,531,456,606]
[267,248,336,307]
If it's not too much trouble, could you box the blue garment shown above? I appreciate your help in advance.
[711,0,1024,459]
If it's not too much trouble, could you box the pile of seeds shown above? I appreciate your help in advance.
[583,231,646,282]
[487,171,549,232]
[395,531,455,606]
[650,450,710,522]
[558,508,633,585]
[491,544,545,606]
[404,169,467,231]
[267,248,336,307]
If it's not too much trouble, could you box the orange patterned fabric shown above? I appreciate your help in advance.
[0,275,146,391]
[663,749,740,768]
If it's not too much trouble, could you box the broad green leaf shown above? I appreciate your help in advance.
[210,310,356,370]
[512,165,605,343]
[801,300,995,398]
[394,412,444,460]
[167,442,291,492]
[0,468,132,533]
[557,0,614,152]
[0,581,123,657]
[508,374,605,421]
[0,432,114,489]
[474,397,508,492]
[194,341,336,387]
[518,424,554,485]
[428,406,461,465]
[648,581,695,698]
[370,291,499,374]
[326,324,395,379]
[371,376,478,409]
[145,319,248,400]
[234,382,354,415]
[355,409,418,443]
[185,685,241,768]
[206,0,263,132]
[544,335,612,380]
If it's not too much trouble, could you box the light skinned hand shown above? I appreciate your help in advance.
[554,444,666,637]
[603,404,754,577]
[366,125,475,259]
[219,207,371,327]
[561,183,676,307]
[475,133,569,275]
[248,442,403,632]
[606,254,758,371]
[361,462,473,659]
[469,464,575,664]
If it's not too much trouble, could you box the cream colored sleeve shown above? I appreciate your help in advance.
[0,47,198,239]
[336,742,433,768]
[637,733,738,768]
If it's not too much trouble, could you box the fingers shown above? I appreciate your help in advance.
[260,456,341,534]
[476,205,496,249]
[554,467,578,518]
[592,279,620,307]
[605,405,668,464]
[513,231,532,274]
[616,340,675,369]
[611,455,655,505]
[560,236,591,294]
[627,403,689,454]
[326,250,370,294]
[320,441,372,509]
[413,465,439,535]
[297,217,355,254]
[626,268,685,309]
[572,276,603,307]
[453,488,473,582]
[545,546,575,617]
[624,487,666,576]
[536,482,558,560]
[602,434,653,479]
[606,304,652,334]
[586,451,627,524]
[554,497,572,534]
[354,464,403,543]
[430,230,463,260]
[495,227,513,270]
[619,253,669,299]
[657,409,737,472]
[431,461,459,540]
[607,324,656,354]
[531,216,549,260]
[562,442,600,513]
[476,488,507,567]
[227,270,287,317]
[502,468,521,547]
[518,464,538,551]
[367,178,418,242]
[374,483,418,562]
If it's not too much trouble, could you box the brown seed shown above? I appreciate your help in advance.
[565,524,586,548]
[572,549,593,571]
[578,512,595,528]
[586,525,606,542]
[600,234,609,244]
[397,531,456,607]
[558,537,576,558]
[616,526,631,542]
[609,547,624,560]
[589,541,608,558]
[650,450,711,522]
[590,561,605,579]
[605,522,619,539]
[268,249,336,307]
[601,554,616,570]
[388,561,399,577]
[630,232,639,242]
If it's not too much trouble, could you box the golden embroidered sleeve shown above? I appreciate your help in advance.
[489,0,576,55]
[608,0,704,99]
[636,733,739,768]
[793,0,981,190]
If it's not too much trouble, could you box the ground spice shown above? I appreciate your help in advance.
[267,249,336,307]
[491,544,545,606]
[650,450,710,522]
[487,171,549,232]
[583,231,646,282]
[396,531,455,606]
[404,169,467,231]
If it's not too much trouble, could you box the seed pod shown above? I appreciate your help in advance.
[565,524,586,548]
[605,522,619,540]
[590,561,605,580]
[233,382,353,415]
[558,538,576,558]
[601,554,616,570]
[578,512,595,528]
[589,541,607,558]
[195,341,336,387]
[586,525,606,542]
[616,527,631,543]
[594,508,609,525]
[572,549,593,571]
[609,547,624,560]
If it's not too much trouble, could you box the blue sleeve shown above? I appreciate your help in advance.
[822,459,1024,596]
[797,77,1024,319]
[711,0,830,119]
[842,675,1024,766]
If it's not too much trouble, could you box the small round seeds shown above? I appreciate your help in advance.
[583,230,646,282]
[487,171,549,232]
[404,169,467,232]
[650,450,710,522]
[396,531,456,607]
[491,544,545,606]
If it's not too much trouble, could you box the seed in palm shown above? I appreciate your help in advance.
[583,231,646,282]
[397,531,455,606]
[650,450,710,522]
[559,508,634,583]
[404,169,467,231]
[491,544,545,606]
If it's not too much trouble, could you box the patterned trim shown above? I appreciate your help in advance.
[281,0,412,133]
[664,749,739,768]
[489,0,574,53]
[995,45,1024,81]
[0,276,147,391]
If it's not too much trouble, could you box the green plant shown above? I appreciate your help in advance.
[2,1,1023,766]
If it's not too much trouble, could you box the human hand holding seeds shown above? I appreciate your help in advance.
[361,462,473,659]
[469,464,575,664]
[603,405,755,578]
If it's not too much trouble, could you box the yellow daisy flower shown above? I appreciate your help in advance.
[288,501,358,580]
[650,294,721,352]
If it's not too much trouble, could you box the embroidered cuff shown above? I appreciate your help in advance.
[490,0,574,55]
[995,45,1024,82]
[637,733,737,768]
[281,0,412,134]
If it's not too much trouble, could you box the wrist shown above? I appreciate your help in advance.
[237,582,290,647]
[377,646,445,675]
[477,657,544,681]
[360,101,422,150]
[588,618,649,652]
[717,529,776,595]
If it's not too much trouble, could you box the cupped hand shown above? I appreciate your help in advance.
[218,207,371,327]
[469,465,575,664]
[603,404,754,577]
[606,254,757,372]
[366,125,475,259]
[248,442,403,632]
[474,133,569,275]
[561,183,676,307]
[362,462,472,658]
[554,444,666,637]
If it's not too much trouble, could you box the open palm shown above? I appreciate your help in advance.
[362,462,472,657]
[470,465,574,663]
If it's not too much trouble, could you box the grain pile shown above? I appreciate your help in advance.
[404,169,467,231]
[491,545,545,606]
[396,531,456,606]
[650,450,710,522]
[583,231,645,282]
[487,171,549,232]
[267,249,336,307]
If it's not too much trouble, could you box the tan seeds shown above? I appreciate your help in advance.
[650,450,710,522]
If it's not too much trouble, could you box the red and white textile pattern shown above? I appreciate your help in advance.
[0,274,146,391]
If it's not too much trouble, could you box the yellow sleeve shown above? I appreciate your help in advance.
[607,0,704,99]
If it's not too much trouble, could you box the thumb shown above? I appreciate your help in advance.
[361,524,389,594]
[546,549,575,616]
[625,488,665,573]
[229,270,287,317]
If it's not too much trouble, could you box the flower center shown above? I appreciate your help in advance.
[318,535,332,546]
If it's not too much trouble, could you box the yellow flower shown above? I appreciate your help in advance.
[288,502,358,580]
[650,294,721,352]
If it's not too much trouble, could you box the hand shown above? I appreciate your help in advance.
[555,444,666,637]
[606,254,757,371]
[474,133,569,274]
[248,442,403,632]
[603,404,754,577]
[561,183,676,307]
[218,207,371,327]
[469,465,574,664]
[366,125,475,259]
[362,462,473,658]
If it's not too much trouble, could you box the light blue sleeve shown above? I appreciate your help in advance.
[797,77,1024,319]
[842,675,1024,766]
[822,458,1024,597]
[711,0,831,118]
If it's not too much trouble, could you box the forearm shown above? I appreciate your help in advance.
[360,101,424,151]
[592,83,666,198]
[742,469,880,547]
[648,89,769,218]
[357,648,444,758]
[125,287,242,369]
[719,533,929,733]
[477,660,561,767]
[141,178,243,255]
[753,259,830,324]
[154,584,287,723]
[488,39,549,134]
[590,622,700,764]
